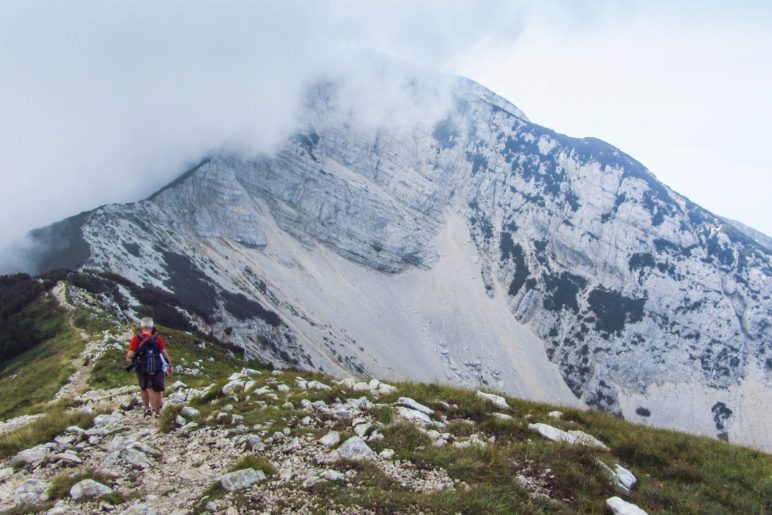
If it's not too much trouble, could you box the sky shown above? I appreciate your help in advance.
[0,1,770,271]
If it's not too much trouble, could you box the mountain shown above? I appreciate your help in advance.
[25,76,772,452]
[0,275,769,514]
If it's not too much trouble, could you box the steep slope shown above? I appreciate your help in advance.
[0,278,769,514]
[26,76,772,451]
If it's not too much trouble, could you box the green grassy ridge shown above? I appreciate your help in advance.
[189,369,772,514]
[0,282,769,513]
[0,293,84,419]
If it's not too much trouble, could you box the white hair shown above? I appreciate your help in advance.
[140,317,154,329]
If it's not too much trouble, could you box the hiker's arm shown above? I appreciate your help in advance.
[126,350,135,361]
[162,349,173,375]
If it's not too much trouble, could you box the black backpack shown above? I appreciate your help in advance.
[136,334,163,375]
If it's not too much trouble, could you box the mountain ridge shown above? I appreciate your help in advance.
[23,76,772,452]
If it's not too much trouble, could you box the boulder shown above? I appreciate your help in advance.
[336,436,375,460]
[397,397,434,415]
[14,478,50,505]
[606,496,648,515]
[476,391,510,410]
[219,468,267,491]
[93,413,123,427]
[70,478,113,500]
[119,446,152,469]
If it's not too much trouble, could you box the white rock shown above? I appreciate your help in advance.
[598,460,638,494]
[353,382,371,391]
[307,380,332,391]
[219,468,267,492]
[271,370,283,376]
[338,377,357,389]
[548,411,563,419]
[243,380,257,392]
[276,384,290,392]
[396,406,432,425]
[171,380,188,390]
[14,478,50,505]
[492,413,513,421]
[50,452,83,465]
[528,423,576,444]
[476,391,509,410]
[11,444,51,467]
[368,379,381,390]
[180,422,199,435]
[336,436,375,460]
[322,469,347,482]
[0,467,13,482]
[376,382,398,394]
[606,496,648,515]
[70,478,113,500]
[567,430,609,450]
[119,446,152,469]
[354,422,372,437]
[319,431,341,447]
[181,406,200,418]
[222,380,245,396]
[397,397,434,415]
[93,413,123,427]
[241,368,262,376]
[175,415,187,427]
[282,437,301,452]
[379,449,395,459]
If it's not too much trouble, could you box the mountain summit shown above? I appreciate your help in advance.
[26,76,772,451]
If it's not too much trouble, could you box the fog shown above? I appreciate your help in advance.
[1,1,770,273]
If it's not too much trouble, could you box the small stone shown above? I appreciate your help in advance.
[219,468,267,492]
[606,496,648,515]
[354,423,371,437]
[492,413,513,421]
[319,431,341,447]
[205,501,218,511]
[282,437,301,452]
[276,384,290,392]
[171,380,188,390]
[568,430,609,450]
[175,415,187,427]
[70,478,113,500]
[0,467,13,482]
[180,422,199,435]
[271,370,283,375]
[528,423,576,444]
[222,380,245,396]
[476,391,509,410]
[241,368,262,376]
[548,411,563,419]
[597,460,638,494]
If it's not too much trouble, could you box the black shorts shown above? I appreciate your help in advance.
[136,370,165,392]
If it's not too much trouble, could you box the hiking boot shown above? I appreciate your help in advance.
[154,412,161,419]
[143,409,152,418]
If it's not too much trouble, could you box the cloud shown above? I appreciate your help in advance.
[0,0,614,273]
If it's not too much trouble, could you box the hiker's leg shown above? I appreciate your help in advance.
[140,388,149,409]
[149,390,162,414]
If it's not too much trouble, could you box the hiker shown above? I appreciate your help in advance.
[126,317,173,418]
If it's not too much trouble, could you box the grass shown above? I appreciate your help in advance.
[230,454,276,477]
[0,297,85,419]
[0,401,96,460]
[48,468,116,500]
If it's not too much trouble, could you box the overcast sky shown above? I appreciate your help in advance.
[0,1,770,272]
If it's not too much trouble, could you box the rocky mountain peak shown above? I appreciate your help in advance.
[23,76,772,452]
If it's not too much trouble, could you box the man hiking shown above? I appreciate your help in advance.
[126,317,173,418]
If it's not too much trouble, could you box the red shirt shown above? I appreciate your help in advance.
[129,332,166,352]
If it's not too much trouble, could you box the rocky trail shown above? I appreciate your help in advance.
[0,359,648,514]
